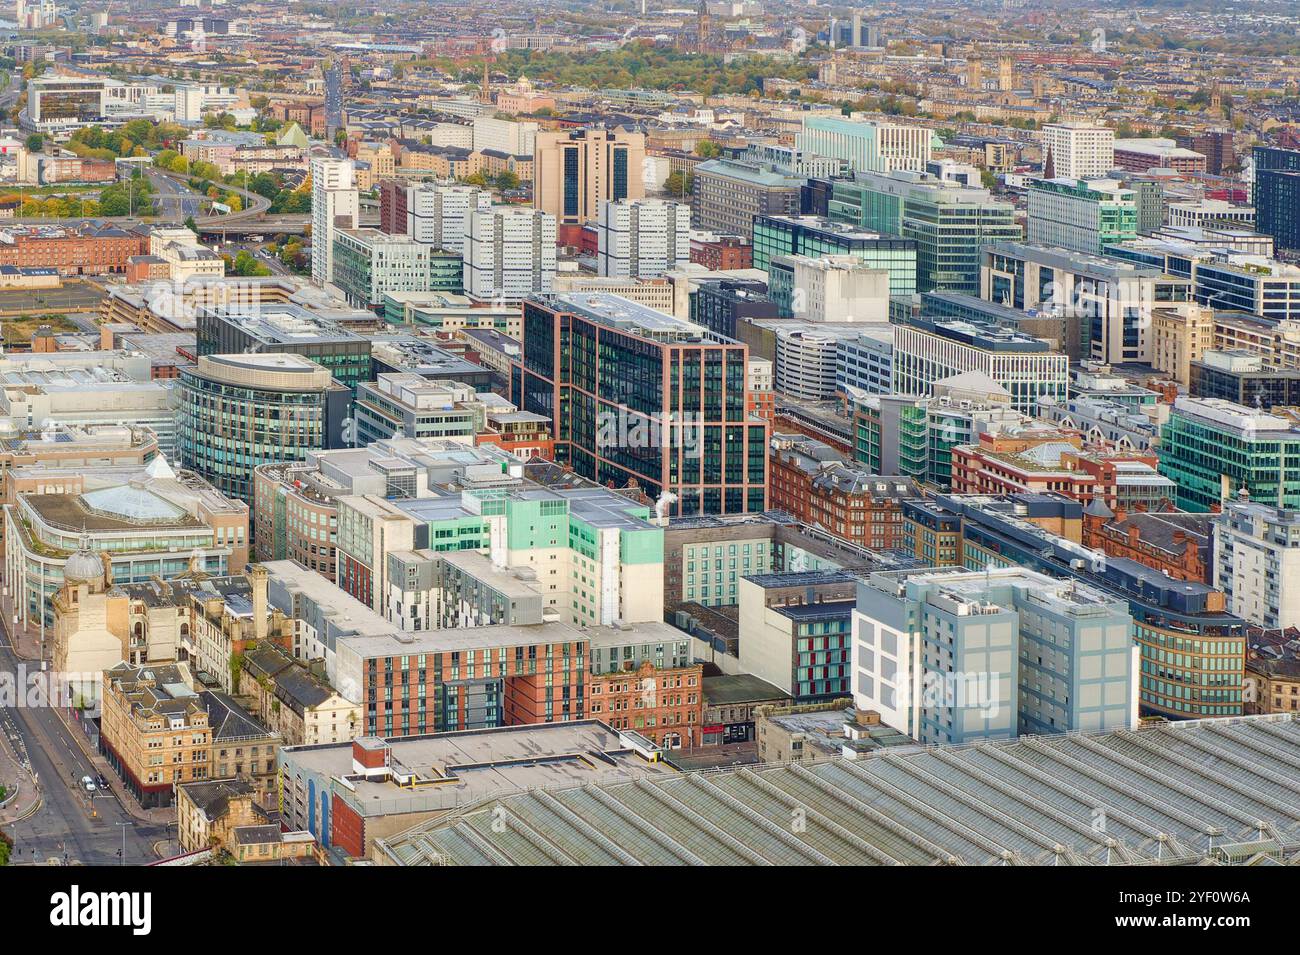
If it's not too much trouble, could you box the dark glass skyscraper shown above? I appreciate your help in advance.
[514,292,768,517]
[1254,145,1300,252]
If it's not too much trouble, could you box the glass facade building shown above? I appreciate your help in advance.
[1254,146,1300,253]
[826,171,1021,294]
[514,292,768,517]
[195,304,373,393]
[179,354,350,504]
[1157,396,1300,512]
[751,214,917,296]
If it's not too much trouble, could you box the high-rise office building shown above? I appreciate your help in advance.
[1254,145,1300,252]
[310,157,359,286]
[533,128,646,227]
[1027,177,1137,254]
[1039,122,1115,180]
[332,229,464,307]
[827,169,1021,294]
[1158,396,1300,512]
[596,198,690,279]
[828,12,882,49]
[981,241,1193,365]
[751,214,917,296]
[514,292,768,516]
[178,354,350,504]
[195,303,373,392]
[891,315,1069,414]
[464,206,557,303]
[690,159,804,239]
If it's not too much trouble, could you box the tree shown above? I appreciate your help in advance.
[664,170,693,199]
[98,191,130,217]
[24,133,42,153]
[494,170,520,190]
[694,139,721,158]
[228,249,271,277]
[248,172,281,200]
[184,215,198,233]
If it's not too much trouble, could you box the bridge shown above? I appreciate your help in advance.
[196,212,379,239]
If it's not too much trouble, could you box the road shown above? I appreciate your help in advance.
[147,167,202,222]
[0,72,21,117]
[0,630,170,865]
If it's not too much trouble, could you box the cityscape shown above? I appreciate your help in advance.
[0,0,1292,902]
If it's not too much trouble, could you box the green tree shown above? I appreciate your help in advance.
[228,249,271,277]
[24,133,42,153]
[664,169,693,198]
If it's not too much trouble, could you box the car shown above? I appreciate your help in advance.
[80,775,95,792]
[96,774,109,790]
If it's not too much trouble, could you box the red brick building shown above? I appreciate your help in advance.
[0,222,146,275]
[587,660,704,749]
[768,434,921,550]
[378,179,409,235]
[1081,502,1213,583]
[268,100,327,137]
[354,630,587,739]
[951,431,1175,512]
[691,234,752,271]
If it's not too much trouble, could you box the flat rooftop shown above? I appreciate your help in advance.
[544,292,722,343]
[203,304,366,346]
[703,672,790,706]
[285,720,675,818]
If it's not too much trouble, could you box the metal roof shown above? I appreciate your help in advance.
[374,715,1300,866]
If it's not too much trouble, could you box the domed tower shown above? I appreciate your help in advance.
[63,534,107,594]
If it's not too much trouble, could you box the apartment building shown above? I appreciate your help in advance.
[596,198,690,279]
[1039,122,1114,179]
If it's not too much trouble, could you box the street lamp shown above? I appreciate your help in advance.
[115,820,130,866]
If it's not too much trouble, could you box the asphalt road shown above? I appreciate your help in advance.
[147,167,202,222]
[0,630,170,865]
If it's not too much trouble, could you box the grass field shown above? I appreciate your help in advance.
[0,313,81,345]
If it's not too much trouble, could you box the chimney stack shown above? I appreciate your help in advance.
[251,564,268,642]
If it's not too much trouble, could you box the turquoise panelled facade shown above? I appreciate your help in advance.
[751,214,918,297]
[826,172,1021,294]
[1157,398,1300,512]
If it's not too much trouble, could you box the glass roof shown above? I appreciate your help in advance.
[81,484,187,523]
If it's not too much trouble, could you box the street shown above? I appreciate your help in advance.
[146,167,202,222]
[0,629,170,865]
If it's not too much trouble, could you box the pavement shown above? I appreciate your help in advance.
[0,609,174,865]
[0,280,105,317]
[0,715,40,828]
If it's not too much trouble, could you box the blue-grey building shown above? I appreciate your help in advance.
[853,565,1133,744]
